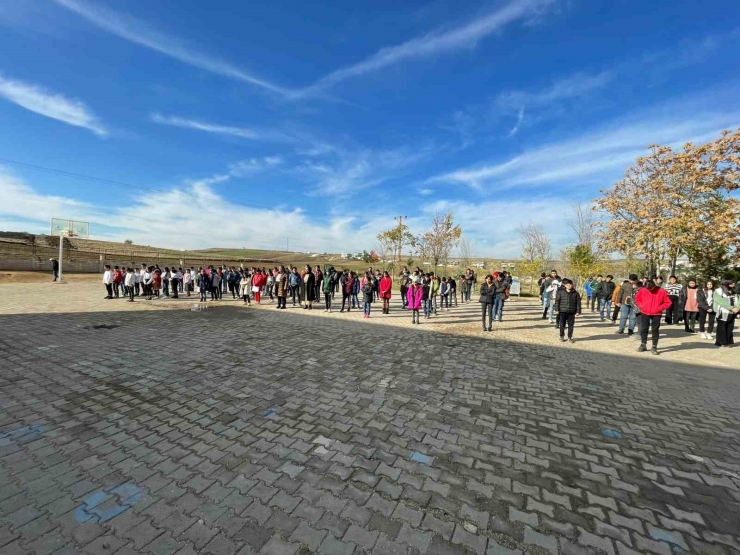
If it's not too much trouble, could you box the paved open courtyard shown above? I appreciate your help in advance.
[1,281,739,555]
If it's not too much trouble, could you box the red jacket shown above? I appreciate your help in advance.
[635,286,672,316]
[112,269,123,284]
[379,277,393,299]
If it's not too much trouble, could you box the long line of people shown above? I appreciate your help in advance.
[101,263,737,350]
[540,271,739,351]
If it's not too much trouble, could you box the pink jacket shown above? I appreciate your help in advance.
[407,285,423,310]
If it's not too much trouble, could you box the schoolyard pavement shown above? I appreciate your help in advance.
[0,281,739,554]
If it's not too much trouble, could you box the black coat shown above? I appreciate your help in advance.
[555,288,582,314]
[696,289,714,312]
[478,283,495,304]
[597,280,615,299]
[304,273,316,301]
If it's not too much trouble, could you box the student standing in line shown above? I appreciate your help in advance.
[102,265,113,299]
[112,266,122,298]
[152,268,162,298]
[134,267,141,297]
[407,280,423,324]
[142,267,153,300]
[680,278,700,333]
[479,274,495,332]
[584,277,593,310]
[664,276,683,325]
[361,274,374,318]
[492,272,509,322]
[634,278,673,355]
[171,268,181,299]
[400,270,410,309]
[210,268,221,301]
[440,277,450,310]
[351,271,360,309]
[124,268,135,302]
[449,275,458,307]
[182,268,191,297]
[610,280,621,324]
[322,267,334,312]
[554,278,581,343]
[379,271,392,314]
[340,271,352,312]
[198,270,209,302]
[598,275,615,322]
[713,280,739,348]
[589,275,602,313]
[697,280,716,340]
[616,275,638,336]
[422,275,432,319]
[303,265,316,310]
[162,267,170,298]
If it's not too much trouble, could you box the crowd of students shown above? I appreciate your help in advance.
[100,263,737,351]
[540,271,739,352]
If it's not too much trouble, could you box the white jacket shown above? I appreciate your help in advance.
[124,273,135,286]
[103,270,113,284]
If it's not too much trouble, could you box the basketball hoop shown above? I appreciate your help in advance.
[50,218,89,282]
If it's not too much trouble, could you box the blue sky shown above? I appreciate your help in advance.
[0,0,738,257]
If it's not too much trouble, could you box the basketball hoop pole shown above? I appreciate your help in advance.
[58,232,64,283]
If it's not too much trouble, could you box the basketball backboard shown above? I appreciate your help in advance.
[51,218,89,238]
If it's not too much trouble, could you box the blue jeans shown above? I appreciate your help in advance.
[363,301,371,316]
[163,280,169,296]
[424,299,432,317]
[352,293,359,308]
[493,296,504,321]
[619,305,636,333]
[599,298,612,319]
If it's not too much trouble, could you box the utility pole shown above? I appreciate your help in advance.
[395,216,406,272]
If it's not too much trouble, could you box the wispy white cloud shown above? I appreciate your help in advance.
[497,71,613,112]
[0,75,106,136]
[150,113,295,143]
[430,100,740,190]
[508,106,525,136]
[297,0,556,97]
[296,144,435,196]
[52,0,290,96]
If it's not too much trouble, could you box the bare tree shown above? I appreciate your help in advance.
[567,203,596,251]
[457,236,474,270]
[416,211,462,276]
[518,223,552,270]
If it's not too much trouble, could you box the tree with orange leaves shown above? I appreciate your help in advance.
[595,129,740,277]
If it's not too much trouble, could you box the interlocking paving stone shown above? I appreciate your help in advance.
[1,289,740,554]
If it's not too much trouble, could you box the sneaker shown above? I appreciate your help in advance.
[700,332,707,339]
[600,318,605,322]
[637,344,647,352]
[568,338,575,343]
[560,337,567,342]
[616,330,624,334]
[651,346,659,355]
[627,331,634,336]
[328,309,332,313]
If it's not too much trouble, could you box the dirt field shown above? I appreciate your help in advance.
[0,271,99,284]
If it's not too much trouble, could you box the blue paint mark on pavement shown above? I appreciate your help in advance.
[410,451,433,465]
[602,429,623,439]
[0,425,44,446]
[583,385,599,392]
[75,482,142,523]
[262,408,278,418]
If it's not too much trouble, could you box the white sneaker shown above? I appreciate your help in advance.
[700,333,707,339]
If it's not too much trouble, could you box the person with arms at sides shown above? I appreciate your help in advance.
[697,280,716,340]
[554,278,582,343]
[713,280,739,348]
[479,274,496,332]
[634,278,673,355]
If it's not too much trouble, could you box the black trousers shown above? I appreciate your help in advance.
[558,312,576,338]
[341,294,351,311]
[105,283,113,297]
[715,318,735,346]
[611,304,620,322]
[698,309,715,334]
[481,302,493,329]
[290,285,298,305]
[128,286,135,301]
[665,296,680,323]
[135,283,140,296]
[170,278,179,298]
[400,287,408,307]
[639,314,661,347]
[685,311,698,331]
[325,293,332,310]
